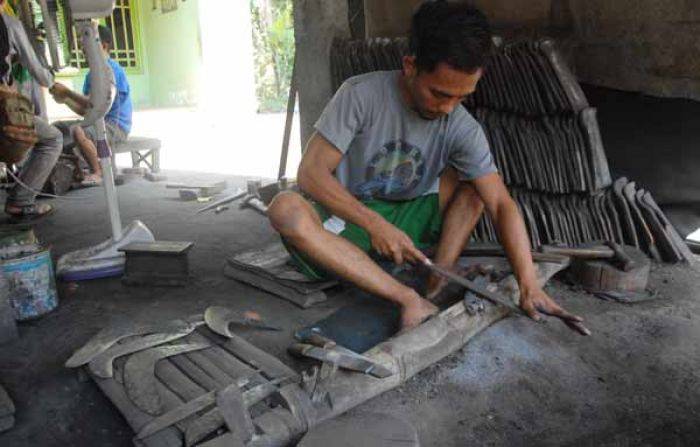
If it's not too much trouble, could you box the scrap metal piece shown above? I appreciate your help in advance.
[623,181,661,262]
[65,318,194,368]
[613,177,639,248]
[641,191,694,262]
[124,342,210,415]
[89,328,196,378]
[196,189,246,214]
[204,306,281,338]
[217,383,255,443]
[167,181,227,197]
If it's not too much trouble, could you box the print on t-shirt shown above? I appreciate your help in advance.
[354,139,426,200]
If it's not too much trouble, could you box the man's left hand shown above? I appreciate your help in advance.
[519,286,591,336]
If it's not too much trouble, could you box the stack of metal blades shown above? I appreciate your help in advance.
[472,181,692,263]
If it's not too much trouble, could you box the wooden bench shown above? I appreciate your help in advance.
[111,137,162,173]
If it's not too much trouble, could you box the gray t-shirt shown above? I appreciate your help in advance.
[314,70,497,202]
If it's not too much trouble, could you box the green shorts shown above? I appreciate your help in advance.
[285,194,442,280]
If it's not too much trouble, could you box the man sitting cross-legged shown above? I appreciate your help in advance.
[268,3,586,332]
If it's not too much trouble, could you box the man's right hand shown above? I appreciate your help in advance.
[2,125,38,150]
[368,217,427,266]
[49,82,70,104]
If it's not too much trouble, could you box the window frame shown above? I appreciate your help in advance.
[60,0,145,76]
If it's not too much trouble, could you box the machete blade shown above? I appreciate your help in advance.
[66,318,194,368]
[204,306,281,338]
[89,327,196,379]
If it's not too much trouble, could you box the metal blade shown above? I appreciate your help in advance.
[289,344,393,378]
[89,328,195,378]
[424,260,526,316]
[196,189,246,214]
[65,318,194,368]
[204,306,281,338]
[296,332,394,378]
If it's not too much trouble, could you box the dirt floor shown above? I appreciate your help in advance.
[1,171,699,447]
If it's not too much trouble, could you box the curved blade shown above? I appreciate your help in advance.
[124,342,210,415]
[204,306,280,338]
[66,318,193,368]
[88,326,196,378]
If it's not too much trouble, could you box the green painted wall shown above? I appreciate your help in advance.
[140,0,203,107]
[56,0,202,109]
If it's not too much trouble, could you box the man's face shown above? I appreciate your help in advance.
[402,56,482,120]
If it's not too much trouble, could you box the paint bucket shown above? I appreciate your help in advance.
[0,227,40,260]
[1,248,58,321]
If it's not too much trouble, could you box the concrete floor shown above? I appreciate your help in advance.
[1,172,699,446]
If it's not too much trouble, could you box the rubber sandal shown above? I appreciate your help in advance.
[79,176,103,188]
[5,203,55,224]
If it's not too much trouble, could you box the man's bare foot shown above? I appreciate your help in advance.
[400,297,438,331]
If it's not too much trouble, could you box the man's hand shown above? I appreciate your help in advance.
[368,217,427,265]
[49,82,71,104]
[519,286,591,336]
[2,125,38,150]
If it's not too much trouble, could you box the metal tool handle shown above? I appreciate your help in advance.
[604,241,636,272]
[300,332,337,349]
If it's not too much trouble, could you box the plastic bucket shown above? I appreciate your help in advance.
[0,227,40,261]
[1,248,58,321]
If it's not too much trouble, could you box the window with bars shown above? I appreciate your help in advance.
[69,0,141,71]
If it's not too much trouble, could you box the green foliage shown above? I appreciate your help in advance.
[250,0,295,113]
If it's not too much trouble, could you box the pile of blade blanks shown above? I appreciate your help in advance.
[330,37,691,263]
[67,315,299,447]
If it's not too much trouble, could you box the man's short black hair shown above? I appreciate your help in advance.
[409,1,492,73]
[98,25,113,49]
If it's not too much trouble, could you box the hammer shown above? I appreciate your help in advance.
[539,241,637,272]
